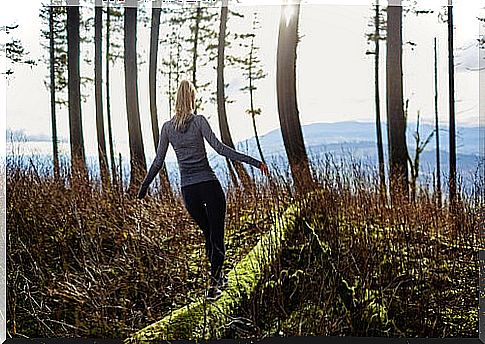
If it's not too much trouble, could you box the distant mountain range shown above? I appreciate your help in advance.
[207,121,484,184]
[236,121,482,157]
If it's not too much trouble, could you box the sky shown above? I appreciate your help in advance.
[1,0,484,162]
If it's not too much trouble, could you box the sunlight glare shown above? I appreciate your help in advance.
[284,4,295,26]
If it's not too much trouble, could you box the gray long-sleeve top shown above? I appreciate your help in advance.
[141,113,262,189]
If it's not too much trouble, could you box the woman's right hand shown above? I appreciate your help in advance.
[259,162,269,177]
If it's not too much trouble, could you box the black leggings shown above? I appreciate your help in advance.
[181,179,226,281]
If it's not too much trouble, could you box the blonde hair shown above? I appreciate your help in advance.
[174,79,196,131]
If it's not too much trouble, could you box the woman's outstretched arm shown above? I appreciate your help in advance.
[197,114,262,169]
[138,122,169,198]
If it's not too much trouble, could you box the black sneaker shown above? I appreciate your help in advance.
[206,285,222,301]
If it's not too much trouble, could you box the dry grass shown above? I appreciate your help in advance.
[6,151,482,339]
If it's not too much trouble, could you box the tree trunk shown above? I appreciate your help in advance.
[217,0,253,190]
[447,1,457,206]
[124,3,147,192]
[149,1,172,196]
[374,0,386,198]
[49,6,60,180]
[386,2,408,203]
[106,3,117,185]
[67,3,87,181]
[434,37,442,207]
[409,118,421,203]
[276,0,312,193]
[168,48,173,116]
[175,30,181,108]
[251,114,265,165]
[95,1,110,189]
[249,39,266,164]
[192,5,201,92]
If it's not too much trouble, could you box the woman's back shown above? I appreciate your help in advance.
[164,114,217,187]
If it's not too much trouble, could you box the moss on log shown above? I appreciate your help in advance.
[124,201,303,343]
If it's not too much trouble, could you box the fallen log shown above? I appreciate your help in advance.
[124,201,303,343]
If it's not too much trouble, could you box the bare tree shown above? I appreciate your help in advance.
[276,0,313,193]
[149,0,172,196]
[433,37,442,206]
[124,1,147,191]
[95,0,109,188]
[49,7,60,179]
[408,110,434,202]
[366,0,387,197]
[105,2,116,184]
[105,3,123,184]
[217,0,253,189]
[447,0,457,206]
[192,4,201,92]
[386,0,408,202]
[67,2,87,180]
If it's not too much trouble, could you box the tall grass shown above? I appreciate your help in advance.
[6,150,482,338]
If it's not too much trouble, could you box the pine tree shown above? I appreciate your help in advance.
[159,7,190,117]
[162,5,218,113]
[234,12,267,164]
[3,24,36,76]
[366,0,387,198]
[216,1,253,189]
[40,4,67,179]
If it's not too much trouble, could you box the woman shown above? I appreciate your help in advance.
[137,79,269,301]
